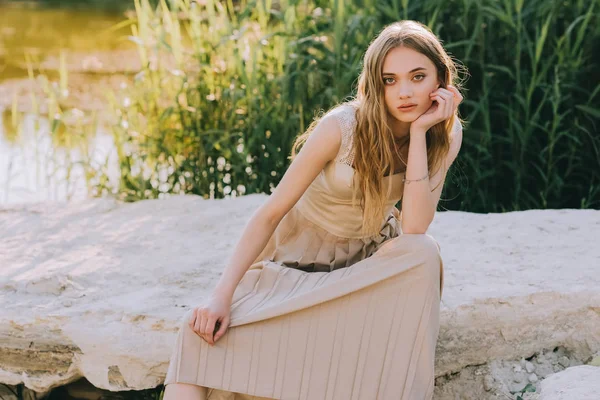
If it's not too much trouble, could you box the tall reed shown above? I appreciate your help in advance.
[16,0,599,211]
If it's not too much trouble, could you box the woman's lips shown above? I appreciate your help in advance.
[397,104,417,112]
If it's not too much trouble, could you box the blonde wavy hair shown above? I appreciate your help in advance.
[292,20,464,236]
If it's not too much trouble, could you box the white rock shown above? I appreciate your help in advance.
[537,365,600,399]
[0,197,599,395]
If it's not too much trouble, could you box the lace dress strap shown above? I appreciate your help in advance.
[331,103,358,168]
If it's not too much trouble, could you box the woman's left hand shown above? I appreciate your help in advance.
[410,85,463,135]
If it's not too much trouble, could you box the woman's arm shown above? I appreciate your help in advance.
[400,85,463,234]
[400,118,462,234]
[212,114,343,301]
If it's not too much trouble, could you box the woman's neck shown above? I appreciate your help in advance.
[389,117,411,139]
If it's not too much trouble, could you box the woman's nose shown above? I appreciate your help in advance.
[397,82,412,98]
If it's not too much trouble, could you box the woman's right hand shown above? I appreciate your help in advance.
[189,294,232,346]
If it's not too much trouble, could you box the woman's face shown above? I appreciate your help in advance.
[382,46,440,123]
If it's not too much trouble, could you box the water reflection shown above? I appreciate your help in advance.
[0,5,131,83]
[0,109,118,204]
[0,2,129,204]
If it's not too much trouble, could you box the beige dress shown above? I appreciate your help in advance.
[164,103,445,400]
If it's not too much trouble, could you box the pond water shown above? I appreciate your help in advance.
[0,110,119,203]
[0,2,133,204]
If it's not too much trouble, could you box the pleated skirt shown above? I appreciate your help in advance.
[164,206,444,400]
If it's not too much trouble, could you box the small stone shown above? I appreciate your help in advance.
[483,375,495,391]
[588,355,600,367]
[520,358,527,367]
[525,361,536,373]
[528,373,538,382]
[537,354,545,362]
[558,356,570,368]
[513,365,523,373]
[553,364,562,372]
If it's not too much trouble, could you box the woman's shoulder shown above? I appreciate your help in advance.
[326,100,359,120]
[321,101,360,164]
[324,101,360,138]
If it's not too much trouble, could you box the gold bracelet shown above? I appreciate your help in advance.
[402,172,429,184]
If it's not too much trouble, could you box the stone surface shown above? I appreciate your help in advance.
[0,195,599,398]
[522,365,600,400]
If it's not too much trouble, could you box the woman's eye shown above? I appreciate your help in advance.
[384,75,425,84]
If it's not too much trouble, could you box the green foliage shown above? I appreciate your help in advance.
[437,0,600,211]
[64,0,600,210]
[106,0,371,201]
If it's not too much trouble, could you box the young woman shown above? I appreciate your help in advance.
[164,20,464,400]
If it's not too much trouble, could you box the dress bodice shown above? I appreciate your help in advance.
[295,103,405,238]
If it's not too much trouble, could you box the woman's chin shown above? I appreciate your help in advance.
[392,112,419,123]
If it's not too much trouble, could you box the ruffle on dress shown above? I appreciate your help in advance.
[255,205,402,273]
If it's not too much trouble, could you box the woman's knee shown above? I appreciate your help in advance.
[381,233,440,258]
[407,234,441,270]
[378,234,442,281]
[406,234,443,289]
[405,233,441,256]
